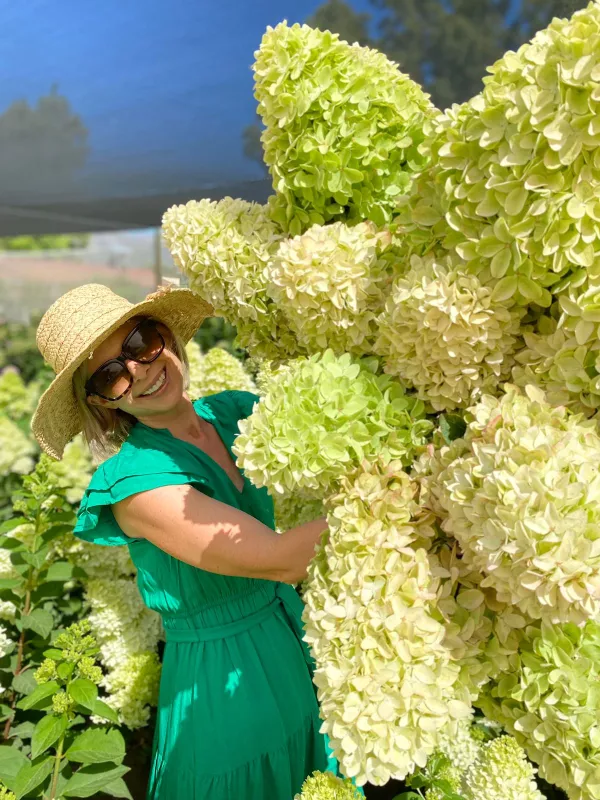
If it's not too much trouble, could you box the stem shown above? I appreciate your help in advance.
[2,505,42,740]
[48,733,65,800]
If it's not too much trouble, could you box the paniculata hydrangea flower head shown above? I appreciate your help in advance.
[480,618,600,799]
[396,2,600,308]
[295,771,362,800]
[375,253,524,411]
[269,221,394,356]
[45,434,93,505]
[233,349,431,498]
[162,197,299,360]
[273,493,324,534]
[99,651,161,729]
[186,343,256,400]
[435,718,482,773]
[0,369,40,422]
[0,414,36,477]
[254,22,435,234]
[464,736,544,800]
[436,384,600,625]
[303,460,471,786]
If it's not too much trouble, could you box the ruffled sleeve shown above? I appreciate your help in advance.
[73,434,213,547]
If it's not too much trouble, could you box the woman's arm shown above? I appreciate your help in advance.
[113,484,327,584]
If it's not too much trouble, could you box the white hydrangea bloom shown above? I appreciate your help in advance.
[435,719,481,772]
[375,254,523,411]
[85,578,162,728]
[186,343,256,400]
[0,625,12,660]
[0,415,36,477]
[464,736,544,800]
[162,197,300,360]
[99,651,161,730]
[273,493,324,534]
[303,461,471,786]
[437,385,600,624]
[269,222,394,356]
[0,369,40,422]
[0,545,17,622]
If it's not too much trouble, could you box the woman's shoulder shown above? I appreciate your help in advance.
[194,390,260,425]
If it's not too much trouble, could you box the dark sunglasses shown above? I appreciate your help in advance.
[85,319,166,401]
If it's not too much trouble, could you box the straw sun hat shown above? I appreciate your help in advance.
[32,283,213,460]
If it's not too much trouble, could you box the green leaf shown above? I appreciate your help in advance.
[12,671,38,696]
[57,662,75,681]
[65,728,125,765]
[439,413,467,444]
[392,794,422,800]
[22,547,50,570]
[17,681,60,711]
[0,518,28,534]
[0,578,23,592]
[13,756,54,799]
[21,608,54,639]
[90,700,119,724]
[68,679,98,711]
[103,777,133,799]
[31,713,69,759]
[43,648,64,661]
[0,745,29,789]
[45,562,74,582]
[9,722,35,740]
[63,764,129,797]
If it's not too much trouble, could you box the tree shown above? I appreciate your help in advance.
[0,85,88,201]
[306,0,371,46]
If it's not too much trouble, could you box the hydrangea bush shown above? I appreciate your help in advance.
[163,3,600,797]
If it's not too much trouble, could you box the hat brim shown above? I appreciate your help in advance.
[32,288,213,460]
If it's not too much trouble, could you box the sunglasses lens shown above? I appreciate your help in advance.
[125,321,164,363]
[89,361,132,400]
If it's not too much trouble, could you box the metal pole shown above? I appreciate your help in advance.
[153,227,162,288]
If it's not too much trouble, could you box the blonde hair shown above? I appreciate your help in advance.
[73,316,190,464]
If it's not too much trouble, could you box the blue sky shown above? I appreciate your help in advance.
[0,0,372,195]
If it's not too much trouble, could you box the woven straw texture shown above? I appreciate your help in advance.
[32,283,213,459]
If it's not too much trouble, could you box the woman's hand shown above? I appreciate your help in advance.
[113,485,328,584]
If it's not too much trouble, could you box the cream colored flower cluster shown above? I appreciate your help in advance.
[269,222,395,357]
[434,385,600,625]
[0,415,35,477]
[375,253,523,410]
[186,342,256,400]
[295,770,362,800]
[303,460,471,785]
[84,577,162,729]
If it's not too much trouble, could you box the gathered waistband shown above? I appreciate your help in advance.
[163,581,311,672]
[165,594,281,643]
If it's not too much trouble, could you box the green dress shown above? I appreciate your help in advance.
[73,390,336,800]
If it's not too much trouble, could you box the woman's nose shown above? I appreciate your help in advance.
[124,359,150,379]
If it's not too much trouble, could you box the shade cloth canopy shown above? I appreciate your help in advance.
[0,0,585,235]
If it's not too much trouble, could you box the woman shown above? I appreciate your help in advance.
[32,283,336,800]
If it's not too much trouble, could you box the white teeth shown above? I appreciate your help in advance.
[141,369,166,397]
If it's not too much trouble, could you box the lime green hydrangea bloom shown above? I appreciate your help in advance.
[435,719,482,773]
[45,434,93,505]
[464,736,544,800]
[254,22,435,234]
[162,197,300,360]
[295,771,362,800]
[396,2,600,308]
[0,369,40,422]
[479,620,600,799]
[303,461,471,786]
[269,221,395,356]
[34,658,58,685]
[273,493,325,534]
[0,782,16,800]
[375,253,523,410]
[435,385,600,625]
[233,350,431,498]
[186,343,256,400]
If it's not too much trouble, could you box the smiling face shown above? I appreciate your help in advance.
[85,317,187,423]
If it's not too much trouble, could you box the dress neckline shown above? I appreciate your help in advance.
[137,397,248,497]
